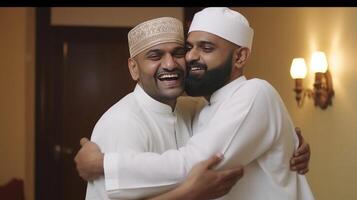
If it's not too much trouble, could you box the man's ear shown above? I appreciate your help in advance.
[233,47,250,70]
[128,58,139,81]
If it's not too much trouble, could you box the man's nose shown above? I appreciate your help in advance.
[185,48,199,63]
[162,54,176,69]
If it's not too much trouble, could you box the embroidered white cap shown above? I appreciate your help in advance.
[189,7,254,50]
[128,17,184,58]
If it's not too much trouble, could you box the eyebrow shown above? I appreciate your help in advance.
[145,49,163,56]
[186,40,216,47]
[199,41,215,46]
[145,46,185,56]
[172,46,186,52]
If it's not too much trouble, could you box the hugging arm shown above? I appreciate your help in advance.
[105,83,282,199]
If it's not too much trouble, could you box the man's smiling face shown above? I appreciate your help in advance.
[129,42,186,104]
[184,31,235,97]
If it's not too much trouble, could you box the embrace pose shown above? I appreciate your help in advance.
[75,7,313,200]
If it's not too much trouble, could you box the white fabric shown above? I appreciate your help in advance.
[189,7,254,50]
[85,84,197,200]
[106,76,315,200]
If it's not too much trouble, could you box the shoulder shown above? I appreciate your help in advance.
[243,78,273,91]
[102,93,143,121]
[91,92,145,137]
[249,78,283,103]
[242,78,289,118]
[224,78,286,114]
[91,93,151,151]
[237,78,281,100]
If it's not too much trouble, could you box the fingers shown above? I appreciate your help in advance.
[222,177,240,190]
[291,162,309,172]
[295,127,303,147]
[291,150,310,165]
[78,172,91,182]
[294,142,310,157]
[213,170,243,197]
[80,137,90,146]
[204,153,224,169]
[298,168,309,175]
[290,158,309,175]
[219,166,244,182]
[291,156,309,170]
[295,127,302,137]
[214,181,236,197]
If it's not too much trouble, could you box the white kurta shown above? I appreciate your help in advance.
[85,84,195,200]
[106,76,315,200]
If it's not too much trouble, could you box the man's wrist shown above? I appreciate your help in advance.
[96,153,104,175]
[146,181,193,200]
[174,179,195,200]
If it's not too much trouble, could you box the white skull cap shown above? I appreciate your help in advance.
[189,7,254,50]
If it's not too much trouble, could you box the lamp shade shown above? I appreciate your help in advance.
[311,51,328,73]
[290,58,307,79]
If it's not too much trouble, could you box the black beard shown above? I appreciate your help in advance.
[185,56,232,97]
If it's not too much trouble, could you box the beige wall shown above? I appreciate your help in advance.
[51,7,184,27]
[236,7,357,200]
[0,7,35,200]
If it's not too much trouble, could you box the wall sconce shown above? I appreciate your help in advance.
[290,51,334,109]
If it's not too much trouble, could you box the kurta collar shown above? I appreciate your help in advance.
[134,84,174,114]
[209,76,247,104]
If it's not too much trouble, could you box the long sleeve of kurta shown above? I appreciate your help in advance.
[105,79,299,199]
[88,111,151,200]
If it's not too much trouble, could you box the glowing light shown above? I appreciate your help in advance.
[290,58,307,79]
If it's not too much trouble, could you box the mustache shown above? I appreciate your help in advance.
[187,61,208,71]
[155,68,185,77]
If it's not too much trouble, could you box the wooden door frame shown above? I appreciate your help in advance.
[35,7,56,200]
[183,7,205,36]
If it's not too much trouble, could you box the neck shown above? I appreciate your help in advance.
[230,68,244,82]
[138,83,178,112]
[147,94,177,112]
[150,96,177,112]
[165,99,177,112]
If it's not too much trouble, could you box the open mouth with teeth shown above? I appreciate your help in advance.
[157,73,181,81]
[190,66,206,72]
[188,65,207,78]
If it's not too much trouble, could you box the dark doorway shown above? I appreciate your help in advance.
[35,8,135,200]
[183,7,204,37]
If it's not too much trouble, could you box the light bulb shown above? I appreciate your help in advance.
[290,58,307,79]
[311,51,328,73]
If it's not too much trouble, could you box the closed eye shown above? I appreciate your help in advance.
[202,46,214,52]
[147,55,161,61]
[146,50,163,61]
[173,48,186,58]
